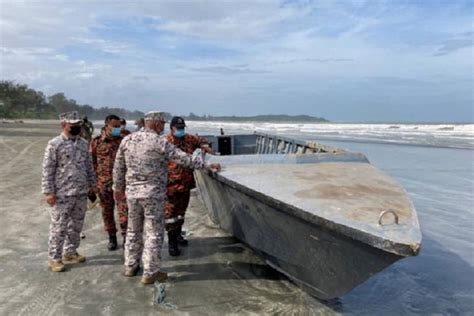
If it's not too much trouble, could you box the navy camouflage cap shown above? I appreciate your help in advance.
[144,111,166,122]
[59,111,81,124]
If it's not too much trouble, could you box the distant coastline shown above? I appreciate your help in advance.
[179,113,329,123]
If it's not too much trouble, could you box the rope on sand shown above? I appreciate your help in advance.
[153,282,177,310]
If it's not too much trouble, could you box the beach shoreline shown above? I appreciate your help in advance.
[0,121,328,314]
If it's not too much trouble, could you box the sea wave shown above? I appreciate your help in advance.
[185,121,474,150]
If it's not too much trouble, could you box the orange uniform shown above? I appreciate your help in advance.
[164,133,209,231]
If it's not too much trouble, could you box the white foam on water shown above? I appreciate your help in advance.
[186,121,474,149]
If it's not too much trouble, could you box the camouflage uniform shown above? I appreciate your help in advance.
[113,123,208,277]
[90,128,128,237]
[164,133,209,231]
[42,121,96,261]
[120,128,131,138]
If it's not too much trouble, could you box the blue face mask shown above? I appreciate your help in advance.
[111,127,121,137]
[174,129,185,138]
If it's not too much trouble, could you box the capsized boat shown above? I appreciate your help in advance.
[194,133,421,300]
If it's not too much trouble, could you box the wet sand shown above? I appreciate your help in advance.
[0,122,332,315]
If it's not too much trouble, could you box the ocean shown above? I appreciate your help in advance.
[183,121,473,314]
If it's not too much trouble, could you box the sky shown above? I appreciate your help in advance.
[0,0,473,122]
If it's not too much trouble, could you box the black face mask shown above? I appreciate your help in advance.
[69,125,82,136]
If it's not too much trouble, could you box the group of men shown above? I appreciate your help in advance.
[41,110,220,284]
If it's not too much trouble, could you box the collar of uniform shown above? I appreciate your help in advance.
[100,127,109,140]
[61,132,78,142]
[168,133,186,142]
[143,127,159,134]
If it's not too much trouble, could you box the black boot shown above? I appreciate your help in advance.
[107,234,118,251]
[168,230,180,256]
[177,226,188,247]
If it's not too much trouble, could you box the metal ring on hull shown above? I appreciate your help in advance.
[378,209,400,225]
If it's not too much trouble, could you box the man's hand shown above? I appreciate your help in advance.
[114,190,126,201]
[45,193,56,207]
[209,163,221,171]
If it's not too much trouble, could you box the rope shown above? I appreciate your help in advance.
[153,282,177,310]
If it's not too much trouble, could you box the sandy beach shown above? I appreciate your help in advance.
[0,121,330,315]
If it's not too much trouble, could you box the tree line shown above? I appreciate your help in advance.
[1,80,328,123]
[182,113,328,122]
[0,81,144,120]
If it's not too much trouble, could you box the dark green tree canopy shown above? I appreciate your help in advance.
[0,80,145,120]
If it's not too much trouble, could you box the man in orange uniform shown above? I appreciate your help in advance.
[164,117,211,256]
[90,114,129,250]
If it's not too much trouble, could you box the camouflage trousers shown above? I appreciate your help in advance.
[165,189,191,232]
[98,185,128,236]
[125,198,165,277]
[48,195,87,260]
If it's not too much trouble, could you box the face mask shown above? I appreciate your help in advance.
[174,129,185,138]
[111,127,121,137]
[69,125,81,136]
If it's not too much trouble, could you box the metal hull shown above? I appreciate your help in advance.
[195,170,400,300]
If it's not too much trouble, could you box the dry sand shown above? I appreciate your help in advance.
[0,121,333,315]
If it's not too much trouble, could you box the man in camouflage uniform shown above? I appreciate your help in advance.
[90,114,129,250]
[42,111,97,272]
[112,111,221,284]
[164,116,212,256]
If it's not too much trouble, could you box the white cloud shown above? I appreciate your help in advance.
[52,54,69,62]
[0,0,472,121]
[75,72,95,79]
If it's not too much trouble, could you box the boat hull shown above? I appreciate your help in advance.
[195,170,401,300]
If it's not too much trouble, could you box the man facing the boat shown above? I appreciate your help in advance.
[112,111,221,284]
[164,116,212,256]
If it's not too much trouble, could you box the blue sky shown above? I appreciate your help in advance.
[0,0,472,122]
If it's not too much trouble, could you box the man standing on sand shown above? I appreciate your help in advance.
[41,111,97,272]
[90,114,129,250]
[113,111,221,284]
[164,116,212,256]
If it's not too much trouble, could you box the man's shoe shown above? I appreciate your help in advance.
[177,227,188,247]
[48,260,65,272]
[141,271,168,284]
[63,252,86,263]
[124,266,139,277]
[108,234,118,251]
[168,230,181,256]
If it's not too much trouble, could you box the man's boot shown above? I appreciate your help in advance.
[177,226,188,247]
[48,260,65,272]
[63,252,86,263]
[168,230,180,256]
[141,271,168,284]
[108,234,118,251]
[124,265,139,277]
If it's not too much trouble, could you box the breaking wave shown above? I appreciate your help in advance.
[186,121,474,150]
